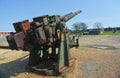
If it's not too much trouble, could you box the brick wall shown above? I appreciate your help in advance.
[0,32,10,37]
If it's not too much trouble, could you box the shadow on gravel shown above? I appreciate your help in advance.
[0,55,59,78]
[118,74,120,78]
[0,46,10,49]
[0,71,8,78]
[0,55,29,78]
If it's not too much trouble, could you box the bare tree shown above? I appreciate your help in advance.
[94,22,104,34]
[79,22,88,32]
[72,22,79,35]
[72,22,88,35]
[94,22,104,30]
[72,23,79,30]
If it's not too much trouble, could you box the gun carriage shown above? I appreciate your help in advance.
[7,10,82,75]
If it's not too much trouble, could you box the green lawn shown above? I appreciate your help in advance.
[102,30,120,35]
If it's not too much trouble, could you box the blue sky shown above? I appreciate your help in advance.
[0,0,120,32]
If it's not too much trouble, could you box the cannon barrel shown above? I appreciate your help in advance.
[61,10,82,22]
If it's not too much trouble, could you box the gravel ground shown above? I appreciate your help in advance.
[0,35,120,78]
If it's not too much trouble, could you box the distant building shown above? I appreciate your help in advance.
[0,32,10,37]
[88,29,104,35]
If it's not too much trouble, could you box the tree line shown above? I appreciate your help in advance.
[72,22,104,35]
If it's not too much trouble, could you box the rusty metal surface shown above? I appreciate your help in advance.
[6,10,81,74]
[14,32,25,50]
[13,20,30,32]
[30,58,76,75]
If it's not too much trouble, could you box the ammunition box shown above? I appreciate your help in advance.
[33,15,49,26]
[13,20,30,32]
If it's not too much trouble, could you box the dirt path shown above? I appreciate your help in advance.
[0,35,120,78]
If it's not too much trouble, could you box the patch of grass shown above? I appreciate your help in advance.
[102,30,120,35]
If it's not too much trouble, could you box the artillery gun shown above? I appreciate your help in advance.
[6,10,82,75]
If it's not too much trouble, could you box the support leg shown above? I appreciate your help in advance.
[28,46,41,66]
